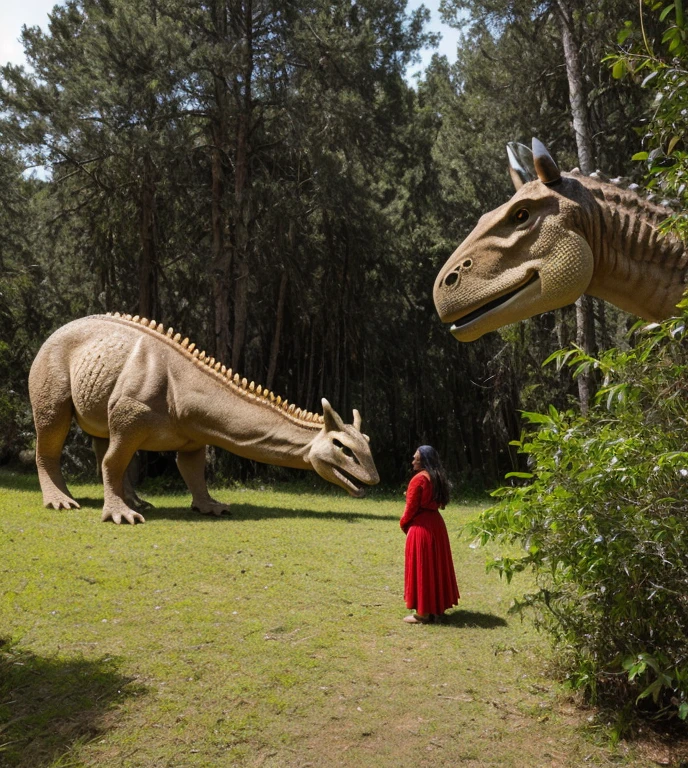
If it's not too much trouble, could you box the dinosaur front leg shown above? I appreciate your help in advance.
[176,447,230,516]
[93,437,153,511]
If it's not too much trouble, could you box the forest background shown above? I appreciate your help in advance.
[0,0,664,490]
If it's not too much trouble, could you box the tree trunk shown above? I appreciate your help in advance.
[555,0,597,413]
[211,124,232,364]
[555,0,595,176]
[266,271,288,391]
[575,294,597,414]
[138,154,158,318]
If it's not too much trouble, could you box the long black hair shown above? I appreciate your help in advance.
[417,445,450,508]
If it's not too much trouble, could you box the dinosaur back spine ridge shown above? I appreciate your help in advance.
[102,312,323,429]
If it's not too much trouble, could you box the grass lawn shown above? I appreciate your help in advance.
[0,468,678,767]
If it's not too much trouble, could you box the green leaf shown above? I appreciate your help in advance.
[632,151,649,160]
[659,3,676,21]
[612,59,627,79]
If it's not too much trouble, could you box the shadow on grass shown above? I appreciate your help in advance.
[0,637,145,768]
[0,471,40,491]
[118,502,399,524]
[440,609,508,629]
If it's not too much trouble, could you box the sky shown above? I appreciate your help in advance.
[0,0,462,76]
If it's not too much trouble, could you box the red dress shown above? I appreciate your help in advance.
[400,470,460,616]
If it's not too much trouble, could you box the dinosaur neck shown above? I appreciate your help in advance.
[582,188,688,321]
[185,387,319,469]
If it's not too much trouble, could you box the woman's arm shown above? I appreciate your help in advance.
[400,474,426,532]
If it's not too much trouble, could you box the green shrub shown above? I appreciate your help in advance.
[468,306,688,721]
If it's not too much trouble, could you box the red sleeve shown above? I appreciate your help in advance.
[400,473,427,532]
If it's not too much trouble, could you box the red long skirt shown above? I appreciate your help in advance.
[404,510,460,616]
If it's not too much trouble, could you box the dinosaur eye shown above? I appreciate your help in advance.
[334,439,353,458]
[334,439,360,464]
[514,208,530,225]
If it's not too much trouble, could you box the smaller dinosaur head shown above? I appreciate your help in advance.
[434,138,594,342]
[308,399,380,497]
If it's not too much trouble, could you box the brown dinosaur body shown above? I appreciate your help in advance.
[434,138,688,341]
[29,313,379,524]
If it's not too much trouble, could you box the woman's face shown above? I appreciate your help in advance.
[412,450,422,471]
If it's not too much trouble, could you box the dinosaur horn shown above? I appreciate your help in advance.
[321,398,345,432]
[506,142,535,190]
[532,137,561,185]
[352,409,362,431]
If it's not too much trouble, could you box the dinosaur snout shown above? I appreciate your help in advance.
[434,256,473,320]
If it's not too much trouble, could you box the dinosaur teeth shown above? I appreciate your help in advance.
[199,351,206,361]
[256,384,262,395]
[155,322,164,331]
[221,365,227,375]
[125,314,132,321]
[174,333,181,343]
[141,317,148,326]
[295,407,301,417]
[249,381,255,391]
[241,378,248,389]
[275,395,282,405]
[226,368,233,378]
[181,338,189,348]
[132,315,140,323]
[214,362,221,371]
[187,343,195,353]
[166,327,174,337]
[233,374,240,384]
[208,357,215,367]
[192,349,200,358]
[113,312,120,318]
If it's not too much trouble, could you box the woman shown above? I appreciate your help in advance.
[400,445,459,623]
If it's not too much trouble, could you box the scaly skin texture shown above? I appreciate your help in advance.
[29,313,380,524]
[434,140,688,342]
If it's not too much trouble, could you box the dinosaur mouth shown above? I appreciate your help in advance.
[450,272,540,331]
[333,467,367,498]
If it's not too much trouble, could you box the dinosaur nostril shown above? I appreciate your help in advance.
[462,259,472,269]
[444,271,459,287]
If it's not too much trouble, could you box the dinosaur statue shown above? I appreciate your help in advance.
[29,313,380,524]
[433,137,688,342]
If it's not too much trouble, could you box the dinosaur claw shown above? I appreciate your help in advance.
[101,506,145,524]
[192,501,231,516]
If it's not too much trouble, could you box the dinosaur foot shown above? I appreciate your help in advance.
[124,494,154,511]
[192,501,231,517]
[101,505,145,525]
[44,492,81,510]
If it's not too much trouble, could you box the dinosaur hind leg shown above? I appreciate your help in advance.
[177,447,230,516]
[32,394,80,510]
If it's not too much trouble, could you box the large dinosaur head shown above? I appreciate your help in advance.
[433,138,594,342]
[307,399,380,497]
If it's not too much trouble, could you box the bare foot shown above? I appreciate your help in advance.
[403,614,431,624]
